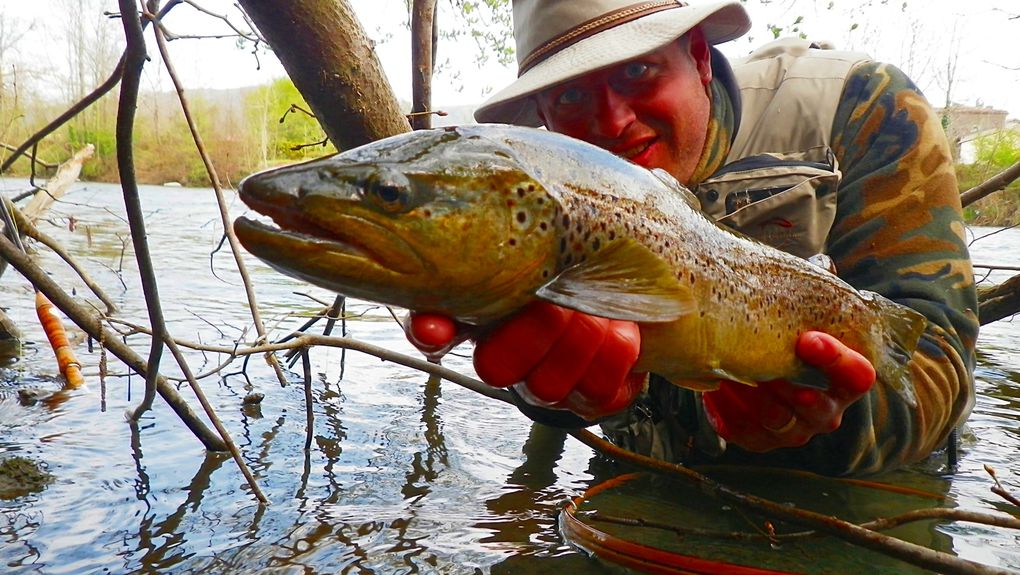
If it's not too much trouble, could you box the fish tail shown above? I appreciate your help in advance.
[870,293,928,407]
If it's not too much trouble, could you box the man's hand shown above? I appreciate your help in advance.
[701,331,876,452]
[405,302,645,420]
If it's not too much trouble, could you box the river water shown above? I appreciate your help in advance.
[0,179,1017,574]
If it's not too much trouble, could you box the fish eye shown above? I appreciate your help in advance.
[374,183,402,203]
[364,169,413,212]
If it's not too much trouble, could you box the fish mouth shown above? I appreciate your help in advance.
[234,207,426,278]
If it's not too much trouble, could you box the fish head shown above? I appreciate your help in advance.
[234,127,562,324]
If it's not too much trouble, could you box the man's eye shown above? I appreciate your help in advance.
[557,87,584,106]
[623,62,649,80]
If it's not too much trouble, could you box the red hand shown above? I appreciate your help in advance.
[475,302,645,420]
[701,331,876,452]
[406,303,645,420]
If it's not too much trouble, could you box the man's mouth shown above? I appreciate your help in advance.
[614,138,655,161]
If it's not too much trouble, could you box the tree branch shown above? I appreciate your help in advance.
[144,1,287,386]
[0,232,226,451]
[961,159,1020,207]
[116,0,165,419]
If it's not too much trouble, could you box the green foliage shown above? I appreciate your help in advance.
[973,130,1020,170]
[66,124,116,181]
[444,0,514,67]
[957,130,1020,226]
[246,78,335,165]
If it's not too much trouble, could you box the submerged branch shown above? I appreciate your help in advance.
[567,429,1016,575]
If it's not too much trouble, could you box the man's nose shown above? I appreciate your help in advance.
[590,88,635,139]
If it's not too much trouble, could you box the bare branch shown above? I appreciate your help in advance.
[961,159,1020,207]
[143,1,288,386]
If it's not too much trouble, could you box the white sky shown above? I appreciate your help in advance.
[2,0,1019,117]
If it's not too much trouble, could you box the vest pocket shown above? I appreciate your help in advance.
[695,147,840,258]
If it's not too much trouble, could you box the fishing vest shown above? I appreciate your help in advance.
[694,38,872,258]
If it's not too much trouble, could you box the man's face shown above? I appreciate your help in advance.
[534,30,713,185]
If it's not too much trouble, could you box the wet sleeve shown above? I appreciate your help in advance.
[807,61,979,474]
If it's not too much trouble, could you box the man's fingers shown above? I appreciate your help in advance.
[473,302,572,388]
[796,331,875,397]
[572,320,641,405]
[525,313,610,403]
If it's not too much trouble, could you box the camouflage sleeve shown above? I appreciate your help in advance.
[807,61,979,474]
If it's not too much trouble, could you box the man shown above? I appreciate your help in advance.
[407,0,978,475]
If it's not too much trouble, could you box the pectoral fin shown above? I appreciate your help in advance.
[536,238,695,322]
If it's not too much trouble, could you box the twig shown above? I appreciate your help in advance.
[985,465,1020,509]
[585,504,1020,542]
[301,349,313,450]
[0,233,226,451]
[566,429,1016,575]
[5,197,118,314]
[0,142,57,170]
[176,0,264,43]
[162,326,269,504]
[117,0,165,420]
[144,1,288,387]
[0,55,125,176]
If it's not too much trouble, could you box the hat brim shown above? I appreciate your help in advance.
[474,0,750,126]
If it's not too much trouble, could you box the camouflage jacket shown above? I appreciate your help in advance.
[595,40,979,476]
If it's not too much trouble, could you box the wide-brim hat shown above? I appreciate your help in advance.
[474,0,751,126]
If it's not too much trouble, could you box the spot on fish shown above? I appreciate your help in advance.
[540,222,548,231]
[509,238,517,246]
[516,211,527,224]
[517,187,526,197]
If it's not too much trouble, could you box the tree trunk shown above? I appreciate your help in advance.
[237,0,411,150]
[410,0,438,130]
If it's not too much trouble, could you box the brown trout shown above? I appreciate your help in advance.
[234,125,926,401]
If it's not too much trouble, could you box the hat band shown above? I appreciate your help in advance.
[518,0,689,76]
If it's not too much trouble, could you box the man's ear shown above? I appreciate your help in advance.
[687,26,713,85]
